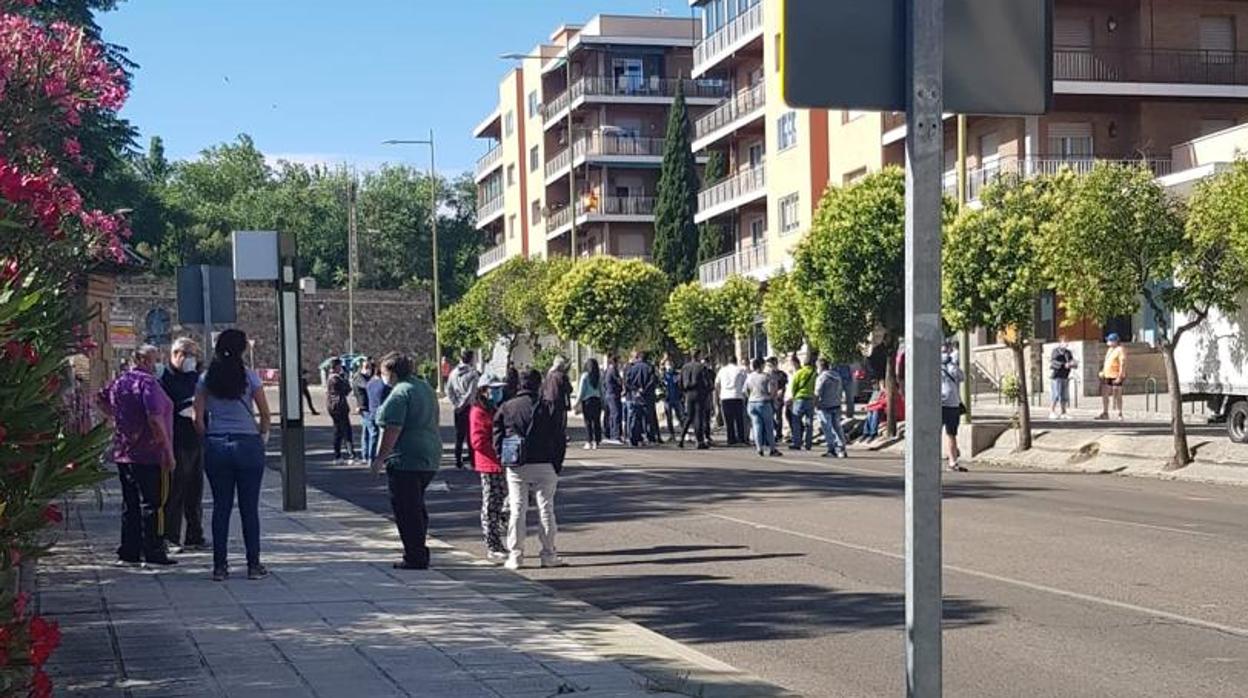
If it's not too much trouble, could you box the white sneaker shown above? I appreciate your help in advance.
[540,556,569,569]
[1059,413,1072,420]
[592,442,599,450]
[503,557,522,570]
[583,442,593,450]
[1047,412,1059,420]
[486,551,508,563]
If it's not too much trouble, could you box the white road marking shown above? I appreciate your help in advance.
[1081,516,1215,538]
[706,512,1248,639]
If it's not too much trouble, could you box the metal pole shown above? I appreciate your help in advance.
[905,0,944,695]
[566,57,578,261]
[957,114,972,424]
[199,265,213,360]
[347,175,358,355]
[277,233,306,511]
[428,129,444,393]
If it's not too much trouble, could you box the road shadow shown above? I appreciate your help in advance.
[539,573,998,643]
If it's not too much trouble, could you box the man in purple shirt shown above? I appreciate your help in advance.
[98,345,177,566]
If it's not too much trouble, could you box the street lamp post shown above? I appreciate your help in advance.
[500,51,577,261]
[383,132,443,392]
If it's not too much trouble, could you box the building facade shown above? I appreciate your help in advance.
[472,15,725,275]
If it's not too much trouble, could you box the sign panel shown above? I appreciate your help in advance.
[176,265,237,325]
[782,0,1052,115]
[108,314,136,349]
[232,230,280,281]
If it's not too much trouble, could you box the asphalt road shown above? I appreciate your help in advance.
[289,410,1248,698]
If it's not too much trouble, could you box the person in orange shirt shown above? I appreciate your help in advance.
[1096,333,1127,421]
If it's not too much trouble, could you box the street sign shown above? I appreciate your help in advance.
[781,0,1051,115]
[176,265,236,325]
[232,231,279,281]
[108,313,136,349]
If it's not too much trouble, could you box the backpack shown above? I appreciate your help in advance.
[500,397,551,467]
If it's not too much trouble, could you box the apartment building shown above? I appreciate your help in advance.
[692,0,1248,348]
[472,15,725,276]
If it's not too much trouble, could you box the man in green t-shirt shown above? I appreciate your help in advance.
[369,352,441,569]
[789,354,817,451]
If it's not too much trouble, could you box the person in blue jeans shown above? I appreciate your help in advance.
[194,329,272,582]
[364,365,392,461]
[744,358,782,457]
[815,358,849,458]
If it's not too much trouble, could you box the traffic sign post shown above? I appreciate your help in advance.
[780,2,1050,695]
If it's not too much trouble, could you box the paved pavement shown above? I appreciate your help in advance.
[41,472,786,697]
[293,403,1248,698]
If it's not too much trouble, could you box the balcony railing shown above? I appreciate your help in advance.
[699,243,769,286]
[698,165,766,214]
[474,144,502,179]
[545,132,666,178]
[1054,46,1248,86]
[477,242,507,273]
[595,196,656,217]
[695,2,764,71]
[948,156,1174,202]
[542,76,729,122]
[475,195,504,225]
[694,82,766,141]
[547,205,572,233]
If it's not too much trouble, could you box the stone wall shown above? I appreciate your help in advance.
[112,279,433,382]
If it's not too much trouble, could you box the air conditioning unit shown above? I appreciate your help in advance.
[299,277,317,295]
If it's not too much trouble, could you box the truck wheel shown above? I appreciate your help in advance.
[1229,401,1248,444]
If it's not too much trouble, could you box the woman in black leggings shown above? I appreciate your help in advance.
[577,358,604,450]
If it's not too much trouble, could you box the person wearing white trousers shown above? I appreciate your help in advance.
[504,463,562,569]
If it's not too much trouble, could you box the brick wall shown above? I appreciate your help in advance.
[111,279,434,382]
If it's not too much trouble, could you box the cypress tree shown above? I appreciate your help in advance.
[652,83,700,284]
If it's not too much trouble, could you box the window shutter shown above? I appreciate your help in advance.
[1200,16,1235,53]
[1054,17,1093,47]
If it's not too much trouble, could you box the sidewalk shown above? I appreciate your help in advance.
[41,474,790,698]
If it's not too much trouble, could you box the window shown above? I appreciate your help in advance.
[778,112,798,151]
[779,193,800,235]
[612,58,645,94]
[1200,16,1235,64]
[747,141,765,169]
[529,145,539,172]
[531,200,542,223]
[508,215,517,239]
[504,111,515,137]
[749,217,766,245]
[774,33,782,73]
[1053,17,1093,48]
[527,91,539,118]
[1046,123,1093,158]
[507,164,516,187]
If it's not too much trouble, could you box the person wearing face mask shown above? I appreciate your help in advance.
[96,344,177,567]
[353,358,377,462]
[159,337,207,552]
[370,352,442,569]
[468,381,508,562]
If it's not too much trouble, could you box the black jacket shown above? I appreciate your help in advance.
[159,367,200,443]
[679,360,711,398]
[542,369,572,411]
[624,360,657,402]
[493,390,565,471]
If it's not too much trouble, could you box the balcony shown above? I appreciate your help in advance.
[1054,46,1248,95]
[542,76,729,124]
[699,243,769,287]
[693,81,766,149]
[693,2,764,77]
[475,195,504,228]
[696,165,766,224]
[546,195,658,239]
[473,144,503,182]
[477,242,508,275]
[545,131,666,179]
[948,156,1174,203]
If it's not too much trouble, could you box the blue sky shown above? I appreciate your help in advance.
[101,0,694,175]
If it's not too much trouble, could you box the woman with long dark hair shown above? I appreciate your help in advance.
[577,358,603,450]
[467,382,507,561]
[193,328,272,582]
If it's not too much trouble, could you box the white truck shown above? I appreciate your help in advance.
[1176,302,1248,443]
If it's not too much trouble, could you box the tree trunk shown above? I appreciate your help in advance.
[1162,342,1192,469]
[885,350,898,437]
[1010,341,1032,451]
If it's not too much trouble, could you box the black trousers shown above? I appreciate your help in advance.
[117,462,167,562]
[164,426,205,546]
[604,395,623,440]
[331,410,354,458]
[388,469,436,566]
[774,400,786,443]
[722,398,746,445]
[454,406,472,466]
[582,397,603,444]
[681,395,709,445]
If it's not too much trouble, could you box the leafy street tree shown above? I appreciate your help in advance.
[1161,161,1248,463]
[1042,163,1240,467]
[652,84,700,284]
[762,270,806,355]
[697,150,729,264]
[793,168,906,433]
[718,275,761,342]
[944,177,1058,450]
[547,257,669,353]
[664,282,725,354]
